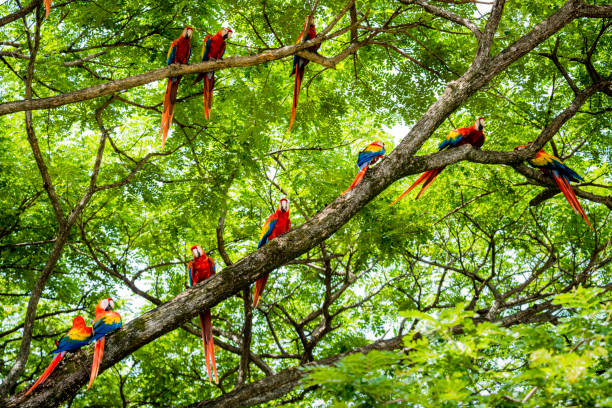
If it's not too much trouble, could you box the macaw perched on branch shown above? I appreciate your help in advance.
[160,26,193,150]
[44,0,52,18]
[390,117,486,205]
[88,298,122,389]
[193,28,233,120]
[254,198,291,308]
[515,143,594,230]
[25,316,92,395]
[188,245,218,383]
[288,17,320,132]
[342,141,386,195]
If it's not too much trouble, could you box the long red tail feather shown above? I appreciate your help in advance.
[44,0,51,18]
[552,174,594,230]
[88,337,105,389]
[25,352,65,395]
[288,68,304,132]
[416,168,443,200]
[253,273,269,308]
[160,78,180,149]
[200,311,218,383]
[390,169,437,206]
[342,164,369,195]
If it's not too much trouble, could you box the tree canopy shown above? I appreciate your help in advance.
[0,0,610,407]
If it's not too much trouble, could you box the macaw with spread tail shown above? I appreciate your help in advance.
[288,17,320,132]
[515,143,593,230]
[193,28,233,120]
[342,141,386,195]
[390,117,485,205]
[160,26,193,150]
[44,0,52,18]
[24,316,92,395]
[88,298,122,389]
[188,245,218,383]
[254,198,291,308]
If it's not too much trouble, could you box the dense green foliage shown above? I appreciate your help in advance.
[0,0,610,406]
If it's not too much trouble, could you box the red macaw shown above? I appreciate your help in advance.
[390,117,486,205]
[193,28,233,120]
[44,0,52,18]
[88,298,122,389]
[515,143,594,230]
[254,198,291,307]
[188,245,218,383]
[288,17,320,132]
[160,26,193,150]
[25,316,92,395]
[342,141,386,195]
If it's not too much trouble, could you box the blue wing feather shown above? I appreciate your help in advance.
[202,38,212,61]
[167,45,177,65]
[258,219,277,248]
[188,263,194,287]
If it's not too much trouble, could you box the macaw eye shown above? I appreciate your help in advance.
[101,299,109,309]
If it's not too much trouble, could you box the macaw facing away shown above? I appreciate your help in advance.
[288,17,320,132]
[193,28,233,120]
[342,141,386,195]
[160,26,193,150]
[254,198,291,308]
[88,298,122,389]
[188,245,218,383]
[44,0,52,18]
[25,316,92,395]
[515,143,594,230]
[390,117,486,205]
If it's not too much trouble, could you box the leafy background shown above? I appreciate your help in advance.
[0,0,610,406]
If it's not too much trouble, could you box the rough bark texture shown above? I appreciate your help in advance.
[188,336,404,408]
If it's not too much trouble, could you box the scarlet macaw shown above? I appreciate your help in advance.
[254,198,291,307]
[188,245,218,383]
[288,17,320,132]
[342,141,386,195]
[193,28,233,120]
[515,143,593,230]
[88,298,122,389]
[390,117,486,205]
[25,316,92,395]
[160,26,193,149]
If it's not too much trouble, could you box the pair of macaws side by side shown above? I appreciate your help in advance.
[383,117,592,228]
[188,245,218,383]
[289,18,320,132]
[160,26,233,149]
[25,298,122,395]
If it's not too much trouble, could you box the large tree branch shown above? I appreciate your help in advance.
[0,9,361,117]
[188,336,405,408]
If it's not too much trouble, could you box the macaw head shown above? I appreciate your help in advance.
[222,28,233,39]
[72,315,87,328]
[183,26,194,39]
[96,298,115,315]
[191,245,204,258]
[475,117,485,131]
[279,198,289,212]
